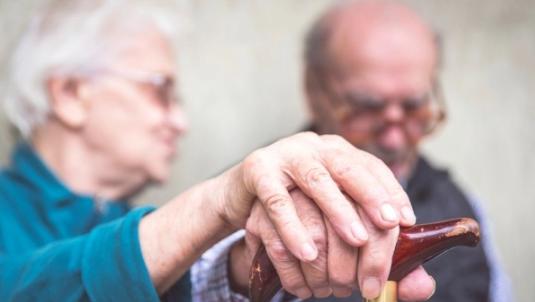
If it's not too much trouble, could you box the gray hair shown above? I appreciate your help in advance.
[3,0,184,137]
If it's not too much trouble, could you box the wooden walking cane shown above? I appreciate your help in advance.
[249,217,481,302]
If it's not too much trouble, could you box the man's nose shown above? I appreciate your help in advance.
[379,125,406,150]
[382,102,405,123]
[378,103,407,150]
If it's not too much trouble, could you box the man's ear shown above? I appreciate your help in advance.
[46,75,89,129]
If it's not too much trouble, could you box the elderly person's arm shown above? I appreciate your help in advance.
[0,133,430,302]
[0,206,164,301]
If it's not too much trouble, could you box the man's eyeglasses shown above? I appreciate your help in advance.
[331,84,446,134]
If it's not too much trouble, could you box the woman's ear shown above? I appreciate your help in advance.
[46,75,89,129]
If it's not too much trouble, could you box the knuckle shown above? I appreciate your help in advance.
[330,271,356,288]
[283,132,319,147]
[243,149,267,171]
[243,151,270,187]
[266,240,294,263]
[364,249,390,275]
[306,272,329,289]
[306,250,328,275]
[263,193,290,215]
[277,266,308,293]
[309,274,329,290]
[303,166,331,186]
[390,188,410,205]
[352,148,380,166]
[364,152,383,165]
[332,159,356,179]
[320,134,347,146]
[309,229,327,252]
[296,131,319,141]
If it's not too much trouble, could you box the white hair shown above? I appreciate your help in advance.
[3,0,185,137]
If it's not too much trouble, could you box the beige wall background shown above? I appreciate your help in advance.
[1,0,534,300]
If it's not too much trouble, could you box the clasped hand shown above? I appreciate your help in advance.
[223,132,435,300]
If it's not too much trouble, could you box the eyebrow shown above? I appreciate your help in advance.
[343,90,382,102]
[343,90,430,101]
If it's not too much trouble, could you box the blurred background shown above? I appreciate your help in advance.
[1,0,533,300]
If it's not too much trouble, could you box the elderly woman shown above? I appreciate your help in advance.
[0,1,434,301]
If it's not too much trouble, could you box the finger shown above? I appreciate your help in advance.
[331,159,400,229]
[398,266,436,301]
[319,136,401,229]
[249,161,319,262]
[325,218,358,298]
[290,190,331,298]
[356,207,399,300]
[264,239,312,299]
[244,231,262,263]
[285,158,369,246]
[246,202,312,299]
[364,155,416,226]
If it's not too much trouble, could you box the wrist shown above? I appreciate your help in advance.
[211,163,255,229]
[201,176,240,234]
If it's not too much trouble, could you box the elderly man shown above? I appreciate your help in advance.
[0,1,435,301]
[301,1,511,301]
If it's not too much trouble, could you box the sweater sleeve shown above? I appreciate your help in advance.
[0,207,163,302]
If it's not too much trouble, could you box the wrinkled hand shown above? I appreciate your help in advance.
[241,190,435,300]
[221,132,416,261]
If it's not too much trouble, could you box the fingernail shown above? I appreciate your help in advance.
[426,276,437,300]
[401,206,416,225]
[301,242,318,261]
[380,203,398,223]
[351,221,369,243]
[362,277,382,299]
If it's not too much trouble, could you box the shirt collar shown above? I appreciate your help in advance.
[9,142,131,209]
[9,142,74,206]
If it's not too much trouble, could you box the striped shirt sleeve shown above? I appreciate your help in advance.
[467,195,514,302]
